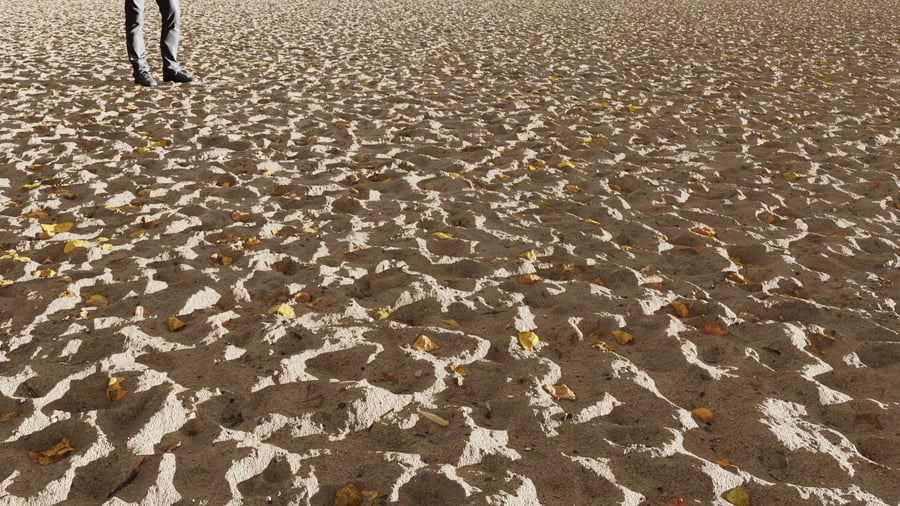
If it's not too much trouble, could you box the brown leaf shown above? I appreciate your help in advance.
[231,211,251,222]
[612,329,633,345]
[690,227,718,239]
[106,377,127,401]
[411,335,440,352]
[166,316,185,332]
[0,411,18,423]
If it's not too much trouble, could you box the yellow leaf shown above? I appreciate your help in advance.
[595,101,610,107]
[0,279,14,288]
[150,139,169,148]
[34,268,57,278]
[518,330,540,350]
[442,319,459,327]
[303,227,318,233]
[41,221,75,234]
[564,184,582,193]
[268,304,295,318]
[583,218,601,225]
[549,74,561,81]
[106,377,126,401]
[518,274,541,284]
[590,342,617,352]
[433,232,454,240]
[134,146,151,154]
[411,335,440,352]
[85,294,108,308]
[245,237,261,246]
[167,316,185,332]
[724,486,750,506]
[334,483,363,506]
[373,308,391,321]
[64,240,87,253]
[628,104,643,112]
[450,364,468,377]
[58,290,76,297]
[136,131,150,136]
[25,163,43,170]
[2,252,32,263]
[557,161,576,170]
[21,182,41,190]
[670,300,689,318]
[417,408,450,426]
[782,171,804,182]
[519,249,538,261]
[692,407,714,423]
[544,383,577,401]
[612,329,633,345]
[28,437,73,465]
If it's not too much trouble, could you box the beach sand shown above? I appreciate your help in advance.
[0,0,898,504]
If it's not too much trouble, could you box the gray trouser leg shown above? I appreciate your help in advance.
[157,0,181,74]
[125,0,181,75]
[125,0,149,75]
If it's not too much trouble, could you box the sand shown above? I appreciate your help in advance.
[0,0,898,504]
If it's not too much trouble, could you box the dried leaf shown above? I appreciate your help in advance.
[557,161,576,169]
[518,274,541,284]
[782,171,804,182]
[334,483,363,506]
[441,319,459,327]
[106,377,126,401]
[149,139,169,148]
[564,184,583,193]
[373,308,390,321]
[167,316,185,332]
[40,222,74,235]
[85,294,109,308]
[63,240,87,253]
[0,280,14,288]
[411,335,440,352]
[22,208,48,219]
[692,407,714,423]
[590,342,618,352]
[28,437,73,465]
[0,411,18,423]
[450,364,468,377]
[669,300,689,318]
[267,304,295,318]
[34,268,57,278]
[690,227,718,239]
[703,322,730,336]
[231,211,251,222]
[519,249,538,261]
[433,232,454,240]
[544,383,577,401]
[612,329,633,345]
[417,408,450,426]
[518,330,540,350]
[724,486,750,506]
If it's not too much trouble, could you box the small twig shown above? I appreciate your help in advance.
[107,456,145,498]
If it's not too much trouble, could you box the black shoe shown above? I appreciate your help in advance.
[134,71,157,87]
[163,71,197,83]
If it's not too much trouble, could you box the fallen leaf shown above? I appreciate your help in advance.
[149,139,169,148]
[557,161,576,169]
[63,240,88,254]
[692,407,714,423]
[34,268,57,278]
[85,294,109,308]
[28,437,73,465]
[690,227,718,239]
[268,304,295,318]
[518,330,540,350]
[334,483,363,506]
[782,171,804,182]
[590,342,618,352]
[411,335,440,352]
[373,308,391,321]
[450,364,468,377]
[564,184,583,193]
[0,280,14,288]
[608,183,623,192]
[441,319,459,327]
[703,322,729,336]
[106,377,126,401]
[22,209,48,219]
[724,486,750,506]
[519,249,538,260]
[612,329,633,345]
[670,300,689,318]
[544,383,577,401]
[417,408,450,426]
[0,411,17,423]
[518,274,541,284]
[856,413,883,430]
[40,222,74,235]
[167,316,185,332]
[231,211,251,222]
[433,232,454,240]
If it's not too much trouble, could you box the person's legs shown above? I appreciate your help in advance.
[125,0,149,76]
[156,0,181,75]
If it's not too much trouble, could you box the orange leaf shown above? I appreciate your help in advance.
[690,227,717,239]
[702,322,729,336]
[692,407,714,423]
[0,411,18,423]
[518,274,541,284]
[411,335,440,352]
[544,383,577,401]
[167,316,185,332]
[106,377,127,401]
[669,300,689,318]
[612,329,633,345]
[28,437,73,465]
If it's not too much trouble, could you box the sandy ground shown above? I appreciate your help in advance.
[1,0,899,504]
